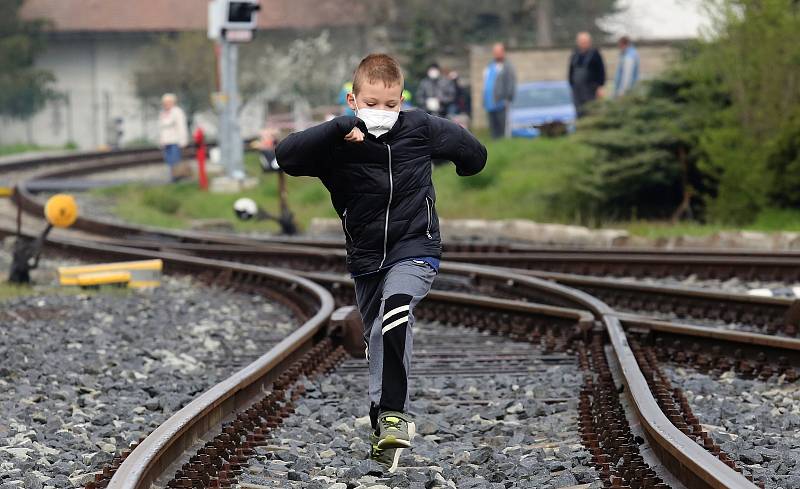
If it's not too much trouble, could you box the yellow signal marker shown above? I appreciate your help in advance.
[45,194,79,228]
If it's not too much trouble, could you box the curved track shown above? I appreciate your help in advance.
[4,149,797,488]
[10,149,800,283]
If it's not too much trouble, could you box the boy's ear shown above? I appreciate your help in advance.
[347,92,357,111]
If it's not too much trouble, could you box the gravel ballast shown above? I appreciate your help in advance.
[238,323,599,489]
[666,366,800,489]
[0,274,295,489]
[632,275,800,298]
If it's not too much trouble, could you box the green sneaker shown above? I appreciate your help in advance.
[376,411,415,449]
[369,432,402,473]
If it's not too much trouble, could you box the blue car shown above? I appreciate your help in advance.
[509,81,576,138]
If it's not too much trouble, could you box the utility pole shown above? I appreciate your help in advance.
[208,0,260,179]
[219,40,244,178]
[536,0,554,47]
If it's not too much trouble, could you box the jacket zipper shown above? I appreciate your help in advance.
[425,197,433,239]
[343,209,353,243]
[378,143,393,269]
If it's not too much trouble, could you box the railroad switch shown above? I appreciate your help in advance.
[8,224,52,284]
[7,193,77,285]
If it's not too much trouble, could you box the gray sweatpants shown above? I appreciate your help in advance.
[354,259,436,428]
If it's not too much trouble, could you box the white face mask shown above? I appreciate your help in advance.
[352,95,399,138]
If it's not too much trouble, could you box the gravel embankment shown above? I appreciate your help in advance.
[666,367,800,489]
[0,273,295,489]
[238,323,599,489]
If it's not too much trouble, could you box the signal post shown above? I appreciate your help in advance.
[208,0,260,180]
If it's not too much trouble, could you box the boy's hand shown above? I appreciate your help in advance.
[344,127,365,143]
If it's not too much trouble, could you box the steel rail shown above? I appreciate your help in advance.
[9,149,800,285]
[513,269,800,336]
[294,265,760,489]
[0,226,334,488]
[76,239,800,337]
[0,147,164,175]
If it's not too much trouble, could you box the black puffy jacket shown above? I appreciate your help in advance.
[276,109,487,275]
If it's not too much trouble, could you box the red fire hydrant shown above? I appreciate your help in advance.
[194,128,208,191]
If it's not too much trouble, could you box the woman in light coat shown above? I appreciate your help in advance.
[158,93,189,182]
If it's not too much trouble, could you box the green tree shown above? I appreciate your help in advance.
[133,32,217,123]
[0,0,55,119]
[551,52,728,224]
[555,0,800,227]
[243,30,352,107]
[403,13,437,83]
[362,0,619,59]
[695,0,800,223]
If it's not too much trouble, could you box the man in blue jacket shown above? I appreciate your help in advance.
[483,43,517,139]
[614,36,640,97]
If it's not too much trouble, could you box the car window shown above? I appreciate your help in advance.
[513,85,572,108]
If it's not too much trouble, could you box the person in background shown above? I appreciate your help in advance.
[483,42,517,139]
[415,63,454,117]
[614,36,640,97]
[256,127,281,171]
[401,89,414,110]
[158,93,189,182]
[339,82,356,116]
[447,70,465,116]
[568,32,606,117]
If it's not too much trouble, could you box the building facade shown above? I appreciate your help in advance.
[1,0,366,149]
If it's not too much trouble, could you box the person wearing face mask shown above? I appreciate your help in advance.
[276,53,487,473]
[415,62,455,117]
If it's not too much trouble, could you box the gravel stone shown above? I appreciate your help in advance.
[0,266,294,486]
[237,322,598,487]
[667,366,800,489]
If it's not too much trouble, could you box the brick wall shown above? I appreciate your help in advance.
[469,40,683,128]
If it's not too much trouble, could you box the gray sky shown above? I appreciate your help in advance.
[601,0,711,40]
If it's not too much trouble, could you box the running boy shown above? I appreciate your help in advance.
[276,54,487,470]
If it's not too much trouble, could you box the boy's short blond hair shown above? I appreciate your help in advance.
[352,54,404,94]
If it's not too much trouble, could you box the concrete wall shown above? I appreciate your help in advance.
[1,34,158,149]
[469,41,682,128]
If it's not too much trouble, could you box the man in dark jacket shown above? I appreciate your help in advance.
[568,32,606,117]
[276,54,487,472]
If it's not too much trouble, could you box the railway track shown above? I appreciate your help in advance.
[4,229,785,487]
[9,148,800,283]
[48,238,799,339]
[230,321,594,488]
[3,149,799,487]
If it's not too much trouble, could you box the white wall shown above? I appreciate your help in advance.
[0,34,267,149]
